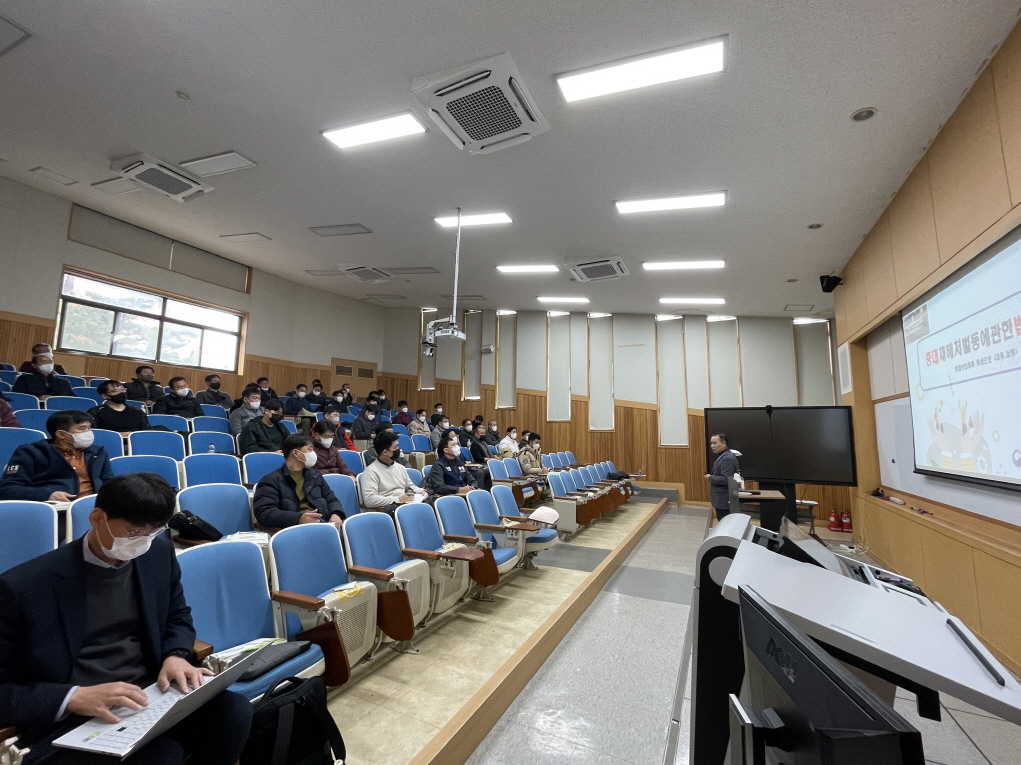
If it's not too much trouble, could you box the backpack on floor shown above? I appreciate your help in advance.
[241,676,346,765]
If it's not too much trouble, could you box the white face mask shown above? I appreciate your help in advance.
[297,391,306,398]
[490,426,498,432]
[327,416,340,425]
[319,437,334,448]
[100,516,161,562]
[174,387,190,397]
[313,389,322,394]
[302,450,317,468]
[509,434,517,441]
[400,407,408,413]
[418,416,427,422]
[37,363,54,374]
[436,408,443,414]
[63,429,94,449]
[366,413,375,421]
[336,396,344,403]
[248,400,261,410]
[260,386,269,391]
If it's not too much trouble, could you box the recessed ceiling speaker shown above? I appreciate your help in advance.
[819,275,843,293]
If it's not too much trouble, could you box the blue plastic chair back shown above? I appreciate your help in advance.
[435,495,475,538]
[189,432,236,456]
[128,431,186,461]
[411,434,431,452]
[560,470,578,493]
[581,466,597,485]
[547,473,567,499]
[466,489,501,526]
[200,405,228,418]
[0,382,10,392]
[570,468,590,489]
[322,474,359,516]
[343,513,402,570]
[88,378,109,388]
[423,464,432,478]
[392,424,408,435]
[178,483,253,535]
[405,468,423,487]
[488,459,509,481]
[0,363,14,372]
[607,461,619,473]
[489,445,498,455]
[541,454,555,469]
[271,525,349,605]
[5,392,39,410]
[339,413,355,424]
[243,452,284,484]
[72,387,104,404]
[503,457,524,478]
[110,455,181,490]
[491,484,520,518]
[339,451,363,475]
[0,428,45,469]
[56,375,86,388]
[396,503,444,551]
[13,409,50,430]
[69,495,97,541]
[0,370,16,384]
[397,434,414,454]
[91,429,124,458]
[193,417,230,434]
[280,420,297,435]
[45,396,91,412]
[567,451,579,466]
[460,446,472,462]
[348,404,363,414]
[178,542,275,651]
[0,501,57,573]
[557,452,569,467]
[184,454,242,486]
[125,400,146,410]
[148,414,190,432]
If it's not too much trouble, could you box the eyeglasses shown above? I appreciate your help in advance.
[117,524,167,539]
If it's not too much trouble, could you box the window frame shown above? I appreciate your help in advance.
[55,268,247,373]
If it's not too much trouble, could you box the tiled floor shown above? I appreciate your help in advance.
[327,498,661,765]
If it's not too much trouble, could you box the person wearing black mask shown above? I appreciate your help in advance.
[238,399,289,455]
[125,365,163,406]
[195,374,232,408]
[87,380,151,434]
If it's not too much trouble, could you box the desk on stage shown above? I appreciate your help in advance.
[733,488,787,531]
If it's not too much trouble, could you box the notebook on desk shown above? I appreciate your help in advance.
[53,643,267,759]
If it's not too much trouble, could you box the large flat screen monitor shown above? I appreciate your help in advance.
[704,406,856,485]
[901,223,1021,490]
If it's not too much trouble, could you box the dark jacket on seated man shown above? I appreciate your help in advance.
[125,377,163,402]
[424,454,478,496]
[12,371,74,399]
[18,360,66,375]
[87,403,151,433]
[239,418,290,455]
[0,440,113,501]
[253,464,345,528]
[152,392,203,418]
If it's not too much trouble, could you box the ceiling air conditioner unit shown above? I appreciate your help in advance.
[343,266,391,284]
[110,154,212,202]
[413,53,550,155]
[568,257,630,282]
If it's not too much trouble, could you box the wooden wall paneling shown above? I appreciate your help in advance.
[918,527,980,626]
[992,23,1021,207]
[840,252,869,337]
[833,282,849,346]
[887,156,941,295]
[973,550,1021,673]
[847,339,881,492]
[883,511,928,588]
[862,211,899,320]
[927,69,1012,262]
[0,314,58,370]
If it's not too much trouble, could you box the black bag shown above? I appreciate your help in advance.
[168,509,222,542]
[238,641,311,682]
[607,470,630,481]
[241,676,346,765]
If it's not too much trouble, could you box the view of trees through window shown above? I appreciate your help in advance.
[57,271,243,371]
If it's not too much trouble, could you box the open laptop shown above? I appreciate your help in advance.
[53,642,269,759]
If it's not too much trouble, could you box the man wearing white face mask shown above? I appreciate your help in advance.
[229,387,263,435]
[12,353,75,400]
[253,434,345,530]
[408,409,431,438]
[351,404,378,444]
[0,410,114,502]
[391,400,414,426]
[152,376,203,418]
[0,472,254,764]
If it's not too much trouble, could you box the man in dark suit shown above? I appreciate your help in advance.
[705,432,739,520]
[11,354,74,401]
[0,473,252,764]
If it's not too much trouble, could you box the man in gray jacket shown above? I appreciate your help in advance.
[229,388,263,436]
[704,432,739,520]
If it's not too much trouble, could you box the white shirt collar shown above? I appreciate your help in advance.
[82,532,118,569]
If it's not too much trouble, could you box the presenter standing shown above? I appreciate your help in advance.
[704,433,739,520]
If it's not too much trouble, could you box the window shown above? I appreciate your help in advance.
[56,271,244,371]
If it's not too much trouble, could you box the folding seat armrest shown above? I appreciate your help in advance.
[567,491,588,497]
[347,564,395,582]
[402,548,440,561]
[439,547,484,562]
[553,495,575,501]
[271,590,327,610]
[473,522,507,532]
[595,480,616,486]
[510,522,541,532]
[442,533,479,544]
[499,514,533,522]
[193,640,214,660]
[174,537,210,548]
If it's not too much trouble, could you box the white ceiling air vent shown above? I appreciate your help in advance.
[110,154,212,202]
[568,257,630,282]
[304,266,392,283]
[413,53,549,155]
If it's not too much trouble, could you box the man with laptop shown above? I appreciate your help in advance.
[0,473,253,764]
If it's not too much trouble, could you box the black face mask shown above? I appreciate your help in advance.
[209,382,221,390]
[140,374,154,382]
[391,448,402,461]
[108,393,127,404]
[270,413,284,424]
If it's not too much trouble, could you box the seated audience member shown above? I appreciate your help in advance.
[153,377,203,418]
[229,387,263,435]
[0,410,113,501]
[425,430,478,497]
[392,401,414,426]
[456,419,474,448]
[360,431,425,514]
[194,374,232,408]
[364,395,380,413]
[0,395,22,428]
[429,415,451,450]
[256,376,278,401]
[466,421,492,464]
[306,379,328,407]
[87,380,151,434]
[283,384,311,416]
[498,426,520,457]
[12,354,74,400]
[125,365,163,405]
[408,409,431,437]
[473,414,485,429]
[351,404,378,440]
[253,434,345,530]
[17,343,67,375]
[320,409,355,451]
[429,403,445,426]
[239,399,288,455]
[310,421,357,476]
[519,429,532,450]
[518,432,550,476]
[333,384,353,412]
[0,472,253,765]
[483,419,502,446]
[363,423,411,467]
[376,389,392,412]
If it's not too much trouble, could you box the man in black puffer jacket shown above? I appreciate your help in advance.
[253,434,346,530]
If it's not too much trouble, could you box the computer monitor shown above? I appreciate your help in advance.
[730,586,924,765]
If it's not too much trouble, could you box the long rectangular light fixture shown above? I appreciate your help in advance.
[643,260,725,270]
[547,310,570,317]
[655,314,683,321]
[588,312,612,318]
[538,296,590,304]
[496,309,517,316]
[793,317,829,324]
[435,212,512,228]
[659,297,725,305]
[557,39,725,102]
[322,113,425,149]
[617,192,725,214]
[707,315,737,322]
[497,264,559,273]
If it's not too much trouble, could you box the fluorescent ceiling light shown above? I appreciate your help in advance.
[617,192,725,214]
[794,317,829,325]
[706,315,737,322]
[435,212,512,228]
[496,310,517,316]
[655,314,683,321]
[421,307,438,313]
[659,297,725,305]
[465,396,482,401]
[588,312,612,318]
[642,260,725,271]
[538,296,590,304]
[497,264,559,273]
[322,113,425,149]
[557,39,725,102]
[547,311,570,317]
